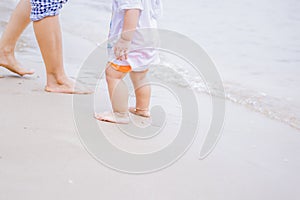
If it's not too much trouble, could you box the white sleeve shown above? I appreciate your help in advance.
[117,0,144,11]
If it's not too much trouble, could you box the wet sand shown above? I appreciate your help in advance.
[1,0,300,199]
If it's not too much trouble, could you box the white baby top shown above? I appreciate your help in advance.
[108,0,163,71]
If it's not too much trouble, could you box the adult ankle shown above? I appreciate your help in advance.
[46,72,69,85]
[0,45,14,55]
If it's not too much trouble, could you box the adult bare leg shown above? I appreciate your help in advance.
[0,0,34,76]
[33,16,90,94]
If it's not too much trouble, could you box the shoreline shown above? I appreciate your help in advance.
[0,0,300,199]
[1,0,299,131]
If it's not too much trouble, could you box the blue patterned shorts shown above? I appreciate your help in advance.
[30,0,68,21]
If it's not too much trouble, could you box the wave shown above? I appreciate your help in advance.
[152,59,300,131]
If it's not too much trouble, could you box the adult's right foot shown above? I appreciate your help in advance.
[45,77,93,95]
[0,49,34,76]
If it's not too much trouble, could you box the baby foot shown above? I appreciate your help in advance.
[95,111,130,124]
[129,107,150,118]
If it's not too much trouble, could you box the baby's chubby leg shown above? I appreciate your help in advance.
[95,65,129,124]
[106,65,128,113]
[129,70,151,118]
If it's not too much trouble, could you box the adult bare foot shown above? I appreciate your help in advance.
[95,112,130,124]
[0,49,34,76]
[45,77,93,94]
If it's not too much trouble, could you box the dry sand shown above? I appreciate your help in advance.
[0,33,299,200]
[0,0,300,199]
[1,68,300,200]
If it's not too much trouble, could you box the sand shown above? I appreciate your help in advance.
[1,0,300,199]
[1,72,300,199]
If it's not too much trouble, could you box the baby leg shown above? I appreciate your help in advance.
[95,64,129,124]
[129,70,151,118]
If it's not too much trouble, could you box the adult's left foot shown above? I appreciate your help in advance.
[0,50,34,76]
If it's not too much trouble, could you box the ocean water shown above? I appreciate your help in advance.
[1,0,300,130]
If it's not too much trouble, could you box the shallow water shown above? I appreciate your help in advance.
[1,0,299,130]
[159,0,300,130]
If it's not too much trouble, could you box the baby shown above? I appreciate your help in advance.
[95,0,163,124]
